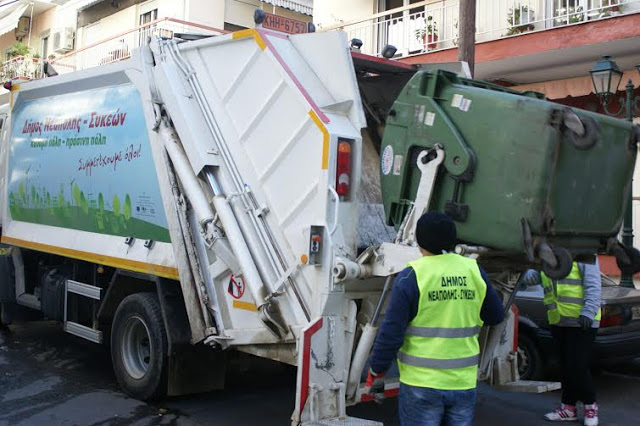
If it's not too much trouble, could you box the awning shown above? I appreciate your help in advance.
[0,2,29,38]
[512,70,640,100]
[260,0,313,16]
[77,0,106,11]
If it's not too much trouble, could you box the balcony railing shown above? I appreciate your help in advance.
[0,55,44,82]
[328,0,640,58]
[50,18,227,74]
[0,18,226,80]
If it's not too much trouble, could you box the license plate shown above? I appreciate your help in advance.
[632,306,640,320]
[262,12,309,35]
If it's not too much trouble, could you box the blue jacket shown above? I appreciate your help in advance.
[369,262,505,374]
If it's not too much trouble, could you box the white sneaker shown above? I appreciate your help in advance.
[544,404,579,422]
[584,403,598,426]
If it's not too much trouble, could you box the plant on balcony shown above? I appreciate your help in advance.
[414,15,439,50]
[8,42,30,58]
[452,18,459,47]
[506,5,535,36]
[554,5,585,26]
[596,0,621,18]
[48,54,56,61]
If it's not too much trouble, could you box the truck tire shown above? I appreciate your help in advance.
[111,293,168,401]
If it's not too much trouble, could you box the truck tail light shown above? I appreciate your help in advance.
[336,140,352,197]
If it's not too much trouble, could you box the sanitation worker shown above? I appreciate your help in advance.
[365,211,505,425]
[523,260,601,426]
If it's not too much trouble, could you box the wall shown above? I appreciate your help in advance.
[157,0,185,21]
[78,6,138,47]
[313,0,377,29]
[78,0,147,27]
[185,0,225,29]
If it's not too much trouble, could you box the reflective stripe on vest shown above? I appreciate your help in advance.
[541,262,601,326]
[557,296,584,305]
[556,316,601,328]
[406,325,481,338]
[398,254,487,391]
[398,352,480,369]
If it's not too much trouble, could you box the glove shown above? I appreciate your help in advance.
[364,368,386,396]
[521,270,540,287]
[578,315,593,330]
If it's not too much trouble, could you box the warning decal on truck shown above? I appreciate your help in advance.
[7,84,171,243]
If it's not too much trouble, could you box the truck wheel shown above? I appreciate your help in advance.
[111,293,167,400]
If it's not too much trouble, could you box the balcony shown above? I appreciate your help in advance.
[52,18,227,74]
[0,56,44,82]
[0,18,226,81]
[333,0,640,58]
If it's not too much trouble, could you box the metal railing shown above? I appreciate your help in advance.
[328,0,640,57]
[0,55,44,81]
[51,18,227,74]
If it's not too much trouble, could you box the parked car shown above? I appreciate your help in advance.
[514,275,640,380]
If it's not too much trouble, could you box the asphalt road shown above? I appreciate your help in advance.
[1,320,640,426]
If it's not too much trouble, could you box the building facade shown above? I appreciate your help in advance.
[0,0,312,80]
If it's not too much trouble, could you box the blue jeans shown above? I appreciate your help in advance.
[398,383,477,426]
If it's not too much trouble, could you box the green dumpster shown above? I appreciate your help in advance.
[380,70,638,277]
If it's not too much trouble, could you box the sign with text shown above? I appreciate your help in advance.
[8,84,171,242]
[262,12,308,35]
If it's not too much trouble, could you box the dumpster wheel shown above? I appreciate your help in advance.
[541,246,573,279]
[615,245,640,276]
[564,112,600,151]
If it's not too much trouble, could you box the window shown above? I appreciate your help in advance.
[140,9,158,26]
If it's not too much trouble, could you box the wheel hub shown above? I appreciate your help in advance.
[121,316,152,380]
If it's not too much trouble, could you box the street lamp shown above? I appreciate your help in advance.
[589,55,640,288]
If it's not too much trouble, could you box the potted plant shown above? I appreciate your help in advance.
[414,16,438,50]
[597,0,621,18]
[506,5,535,35]
[555,4,585,26]
[8,42,30,58]
[47,54,56,62]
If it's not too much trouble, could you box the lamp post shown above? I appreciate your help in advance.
[589,55,640,288]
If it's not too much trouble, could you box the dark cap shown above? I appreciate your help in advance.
[416,211,457,254]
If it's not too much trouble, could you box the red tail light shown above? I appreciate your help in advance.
[336,140,352,197]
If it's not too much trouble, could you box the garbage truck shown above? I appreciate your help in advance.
[0,25,638,425]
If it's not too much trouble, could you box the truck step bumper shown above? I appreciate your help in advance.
[496,380,561,393]
[303,418,382,426]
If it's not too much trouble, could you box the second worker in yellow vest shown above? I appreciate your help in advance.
[523,259,602,426]
[367,212,505,426]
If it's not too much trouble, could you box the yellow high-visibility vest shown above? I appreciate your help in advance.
[541,262,601,326]
[398,254,487,390]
